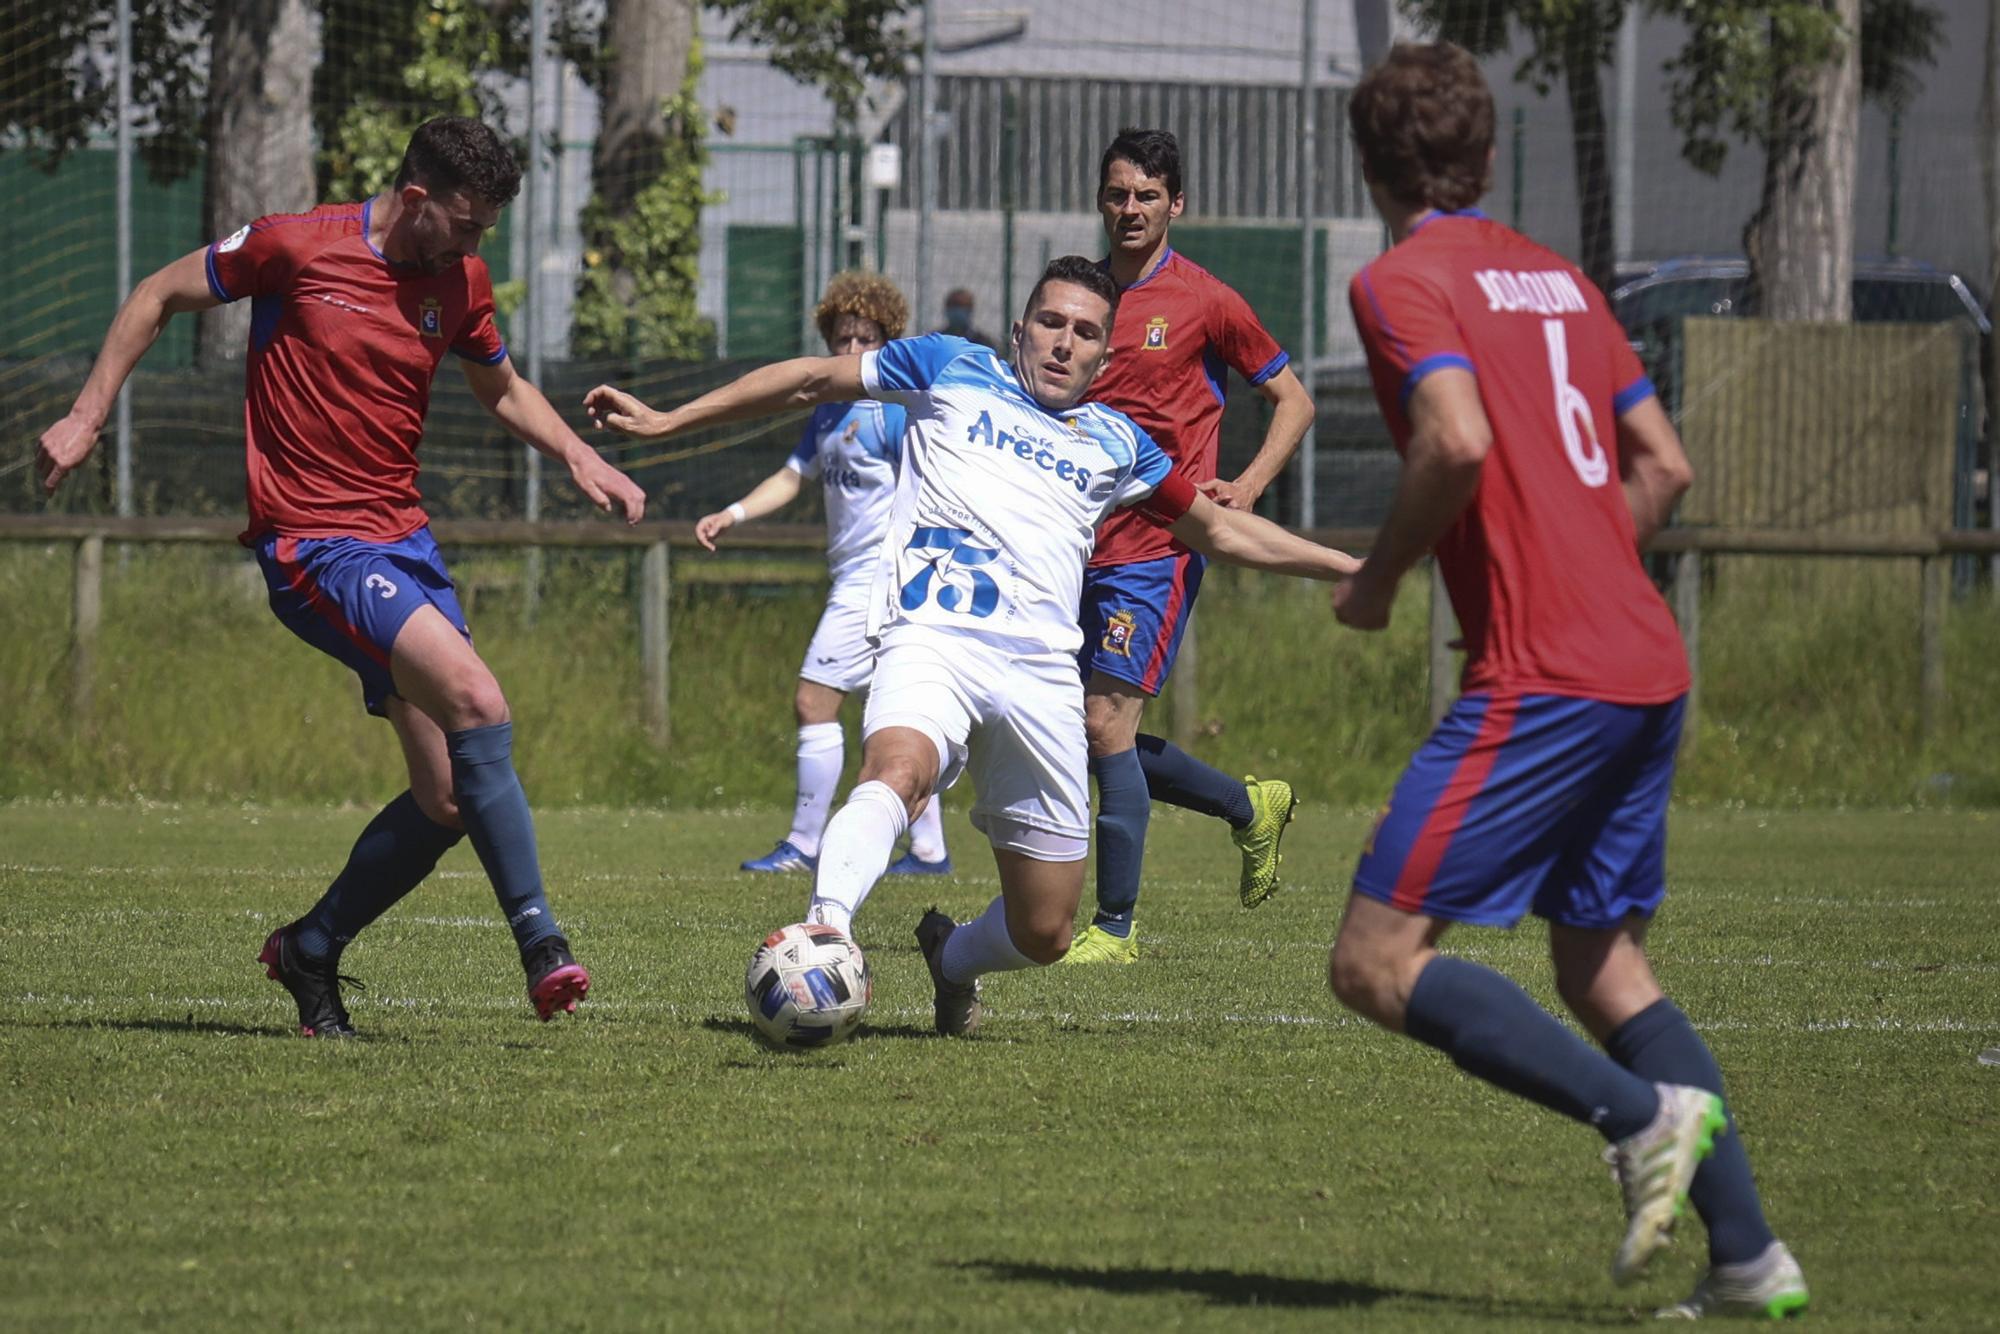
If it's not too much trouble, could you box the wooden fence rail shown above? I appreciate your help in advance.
[5,515,1996,749]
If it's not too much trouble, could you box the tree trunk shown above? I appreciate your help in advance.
[196,0,318,368]
[593,0,697,224]
[1744,0,1859,322]
[1562,19,1616,298]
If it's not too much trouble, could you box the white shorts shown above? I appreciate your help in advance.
[798,588,876,694]
[863,625,1089,861]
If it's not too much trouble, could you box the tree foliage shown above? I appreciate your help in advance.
[706,0,918,123]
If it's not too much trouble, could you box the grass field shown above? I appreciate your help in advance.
[3,801,1996,1330]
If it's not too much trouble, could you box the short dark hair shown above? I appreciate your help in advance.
[1098,127,1182,201]
[1347,43,1493,212]
[1023,255,1120,332]
[394,117,523,208]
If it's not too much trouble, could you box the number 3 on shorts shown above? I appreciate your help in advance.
[899,526,1000,618]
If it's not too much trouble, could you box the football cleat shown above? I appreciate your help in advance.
[1607,1083,1729,1285]
[523,933,590,1022]
[886,850,953,876]
[740,840,817,874]
[1059,923,1140,966]
[914,907,981,1037]
[1657,1241,1809,1321]
[1232,775,1299,908]
[258,923,360,1038]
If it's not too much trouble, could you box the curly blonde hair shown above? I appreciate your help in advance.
[815,270,909,346]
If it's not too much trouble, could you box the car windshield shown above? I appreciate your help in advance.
[1613,277,1743,329]
[1852,279,1981,329]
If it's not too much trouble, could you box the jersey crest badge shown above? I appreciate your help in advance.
[418,296,443,338]
[1102,610,1137,656]
[1142,316,1169,351]
[217,224,251,254]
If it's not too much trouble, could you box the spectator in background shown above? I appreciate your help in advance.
[938,287,999,350]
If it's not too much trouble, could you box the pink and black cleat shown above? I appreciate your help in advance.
[523,933,590,1021]
[258,922,360,1038]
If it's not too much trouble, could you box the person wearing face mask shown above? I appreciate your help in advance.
[695,272,953,888]
[584,257,1357,1033]
[937,287,999,351]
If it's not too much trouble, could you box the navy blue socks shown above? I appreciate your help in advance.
[1088,749,1150,938]
[1135,733,1253,828]
[446,722,560,951]
[294,790,464,958]
[1405,955,1661,1141]
[1606,999,1777,1265]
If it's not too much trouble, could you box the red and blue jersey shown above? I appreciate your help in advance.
[205,200,509,544]
[1086,249,1288,568]
[1350,210,1688,705]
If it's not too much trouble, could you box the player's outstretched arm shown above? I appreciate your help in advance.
[1615,396,1694,548]
[1166,491,1359,581]
[463,357,646,523]
[37,248,218,494]
[1203,366,1315,511]
[584,355,867,441]
[1333,368,1490,631]
[695,467,804,551]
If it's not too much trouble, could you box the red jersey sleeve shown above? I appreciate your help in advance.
[1349,262,1474,415]
[204,216,300,304]
[452,261,509,366]
[1206,279,1289,386]
[1605,309,1657,416]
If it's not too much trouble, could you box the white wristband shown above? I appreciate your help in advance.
[726,502,747,523]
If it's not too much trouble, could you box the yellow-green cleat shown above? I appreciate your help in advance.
[1232,776,1298,908]
[1061,923,1140,965]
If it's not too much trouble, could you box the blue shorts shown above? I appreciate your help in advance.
[1076,551,1206,696]
[1353,692,1686,930]
[254,525,470,717]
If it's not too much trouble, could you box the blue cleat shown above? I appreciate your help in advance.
[886,850,953,876]
[740,840,817,874]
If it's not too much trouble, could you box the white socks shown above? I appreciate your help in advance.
[939,894,1035,984]
[907,795,948,863]
[806,780,907,934]
[784,722,845,857]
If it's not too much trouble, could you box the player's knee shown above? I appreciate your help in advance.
[443,678,509,730]
[413,785,463,831]
[856,755,928,811]
[1327,937,1391,1018]
[1014,911,1072,965]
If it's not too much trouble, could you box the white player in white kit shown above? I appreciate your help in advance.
[698,272,950,878]
[586,257,1357,1034]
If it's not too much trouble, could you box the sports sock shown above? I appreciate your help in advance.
[1135,733,1254,828]
[906,794,949,864]
[294,790,463,958]
[1606,998,1778,1265]
[1405,955,1661,1141]
[1088,749,1149,938]
[446,722,560,952]
[939,894,1035,983]
[784,721,845,857]
[807,780,907,931]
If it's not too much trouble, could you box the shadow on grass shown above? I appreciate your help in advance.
[958,1260,1628,1324]
[31,1015,299,1040]
[700,1016,935,1044]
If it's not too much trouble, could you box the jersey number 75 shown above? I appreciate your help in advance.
[899,526,1000,618]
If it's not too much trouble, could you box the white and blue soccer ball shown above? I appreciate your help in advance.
[745,922,872,1048]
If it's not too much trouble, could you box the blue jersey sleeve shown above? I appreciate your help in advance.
[1108,415,1175,508]
[785,407,824,478]
[877,401,908,470]
[861,333,974,396]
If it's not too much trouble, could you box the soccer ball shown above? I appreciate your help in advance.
[744,923,872,1048]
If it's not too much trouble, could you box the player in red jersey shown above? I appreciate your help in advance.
[1324,47,1804,1315]
[36,118,647,1038]
[1065,128,1318,965]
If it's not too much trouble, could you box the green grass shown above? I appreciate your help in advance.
[2,803,1996,1330]
[5,544,2000,808]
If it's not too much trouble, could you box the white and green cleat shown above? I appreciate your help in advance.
[1061,923,1140,966]
[1232,775,1298,909]
[1607,1083,1730,1285]
[1657,1241,1810,1320]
